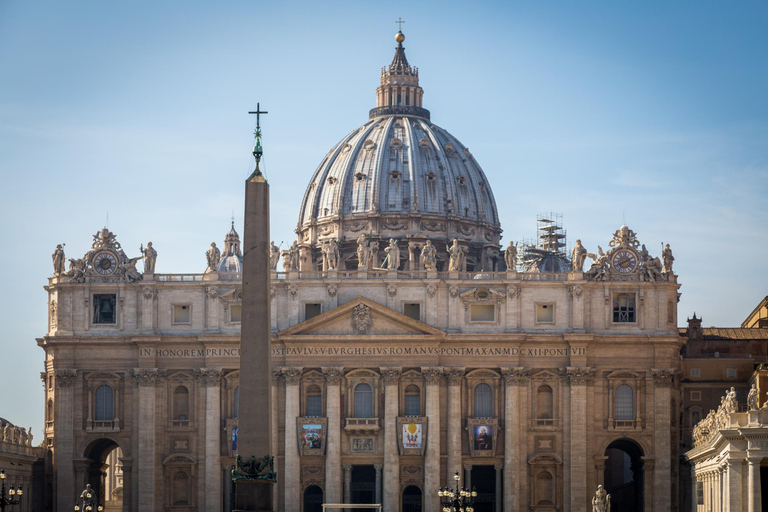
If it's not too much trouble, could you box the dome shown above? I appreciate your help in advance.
[295,32,501,272]
[217,222,243,273]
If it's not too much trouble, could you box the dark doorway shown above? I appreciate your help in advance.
[761,467,768,511]
[402,485,422,512]
[604,439,644,512]
[470,465,496,512]
[304,485,323,512]
[350,465,376,511]
[83,438,122,509]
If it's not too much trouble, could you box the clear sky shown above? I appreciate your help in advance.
[1,0,766,433]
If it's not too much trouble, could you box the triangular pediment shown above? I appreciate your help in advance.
[279,297,444,338]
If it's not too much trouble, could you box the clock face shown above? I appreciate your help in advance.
[93,251,118,275]
[612,250,638,274]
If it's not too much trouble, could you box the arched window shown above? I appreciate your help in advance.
[306,385,322,417]
[173,386,190,422]
[354,383,373,418]
[536,385,554,422]
[94,385,114,421]
[404,385,420,416]
[402,485,423,512]
[233,386,239,419]
[303,484,324,512]
[47,399,54,424]
[172,471,190,505]
[473,383,493,417]
[615,384,634,421]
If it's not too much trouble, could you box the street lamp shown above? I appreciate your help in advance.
[0,469,23,511]
[438,471,477,512]
[74,484,103,512]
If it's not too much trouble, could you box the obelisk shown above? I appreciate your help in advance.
[234,104,275,511]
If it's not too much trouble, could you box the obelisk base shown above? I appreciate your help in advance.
[234,481,273,512]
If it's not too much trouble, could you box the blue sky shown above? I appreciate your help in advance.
[1,0,766,432]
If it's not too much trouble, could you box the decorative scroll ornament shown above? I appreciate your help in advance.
[608,225,640,250]
[283,367,304,385]
[351,303,373,334]
[421,367,443,385]
[322,367,345,384]
[651,368,676,388]
[55,369,77,388]
[142,286,158,300]
[444,367,465,385]
[426,284,437,298]
[132,368,166,387]
[231,454,277,483]
[563,367,595,385]
[379,367,402,385]
[382,220,407,230]
[195,369,223,387]
[327,284,337,297]
[92,227,121,250]
[501,367,529,386]
[421,221,445,232]
[387,284,397,297]
[49,300,57,330]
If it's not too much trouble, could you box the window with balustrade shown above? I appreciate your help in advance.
[353,383,373,418]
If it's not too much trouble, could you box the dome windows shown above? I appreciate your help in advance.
[355,172,367,182]
[390,138,403,150]
[458,176,467,186]
[363,139,376,151]
[390,170,401,180]
[425,172,436,182]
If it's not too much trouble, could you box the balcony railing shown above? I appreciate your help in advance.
[344,417,380,434]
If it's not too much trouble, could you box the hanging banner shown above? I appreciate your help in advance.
[467,417,498,457]
[297,417,328,456]
[397,416,427,456]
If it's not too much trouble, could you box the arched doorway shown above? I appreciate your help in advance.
[303,485,323,512]
[84,438,123,511]
[604,439,644,512]
[402,485,422,512]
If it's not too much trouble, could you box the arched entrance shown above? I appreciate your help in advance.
[402,485,422,512]
[303,485,323,512]
[83,438,123,511]
[604,439,644,512]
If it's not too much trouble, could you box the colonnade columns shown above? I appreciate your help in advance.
[381,367,402,512]
[747,456,762,512]
[422,367,443,512]
[323,367,345,504]
[651,369,675,510]
[54,370,76,511]
[445,368,465,487]
[502,367,528,512]
[133,368,163,512]
[198,369,223,512]
[343,464,352,503]
[283,367,303,512]
[566,367,594,512]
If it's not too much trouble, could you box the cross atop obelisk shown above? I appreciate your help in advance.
[248,103,268,176]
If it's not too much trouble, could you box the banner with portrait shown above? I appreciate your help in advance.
[296,417,328,456]
[397,416,427,456]
[467,417,498,457]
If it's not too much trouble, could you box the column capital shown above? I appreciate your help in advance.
[746,455,763,465]
[132,368,166,387]
[445,367,466,385]
[374,463,383,471]
[118,458,133,471]
[501,367,529,386]
[641,456,655,471]
[195,368,223,387]
[463,463,473,471]
[322,367,345,384]
[54,369,78,388]
[651,368,676,388]
[494,463,503,471]
[283,367,304,385]
[421,366,443,385]
[562,366,595,386]
[272,368,282,384]
[342,464,352,471]
[380,366,402,385]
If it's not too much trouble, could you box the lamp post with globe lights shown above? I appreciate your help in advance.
[438,471,476,512]
[74,484,103,512]
[0,470,23,511]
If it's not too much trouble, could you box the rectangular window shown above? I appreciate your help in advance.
[690,391,701,401]
[173,305,191,324]
[535,304,554,323]
[470,304,495,322]
[305,303,322,321]
[613,294,636,323]
[696,481,704,505]
[404,394,420,416]
[403,303,421,321]
[727,368,737,378]
[230,304,242,323]
[690,410,701,427]
[93,294,117,324]
[306,395,322,417]
[690,368,700,378]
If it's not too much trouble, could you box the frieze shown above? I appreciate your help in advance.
[49,300,57,330]
[352,438,374,452]
[379,367,402,385]
[54,369,77,388]
[195,369,223,387]
[272,345,586,358]
[139,347,240,358]
[420,221,445,232]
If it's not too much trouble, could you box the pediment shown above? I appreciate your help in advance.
[530,369,560,381]
[606,369,643,380]
[459,287,505,303]
[279,297,444,338]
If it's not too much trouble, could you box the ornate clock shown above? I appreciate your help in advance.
[93,251,118,275]
[611,250,638,274]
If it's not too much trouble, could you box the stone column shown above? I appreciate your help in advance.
[374,463,383,505]
[651,369,675,511]
[566,367,594,512]
[343,464,352,504]
[641,457,655,512]
[73,459,89,497]
[464,463,473,492]
[119,459,132,512]
[445,368,465,487]
[133,368,163,512]
[494,464,503,512]
[323,367,345,504]
[198,369,223,512]
[54,370,77,511]
[422,367,443,512]
[502,367,527,512]
[727,459,743,512]
[747,457,761,512]
[283,368,303,512]
[381,367,402,512]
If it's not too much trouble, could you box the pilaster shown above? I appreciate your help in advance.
[54,369,77,511]
[565,367,594,512]
[747,456,761,512]
[422,367,443,512]
[283,367,303,512]
[444,367,465,487]
[323,367,345,504]
[132,368,164,512]
[198,369,223,512]
[380,366,402,512]
[651,368,675,511]
[502,367,528,512]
